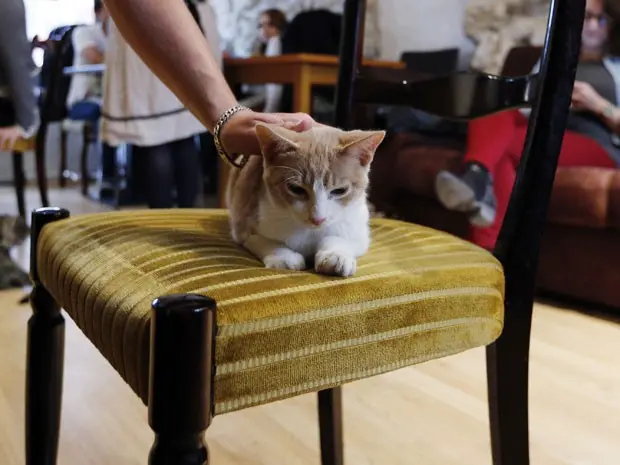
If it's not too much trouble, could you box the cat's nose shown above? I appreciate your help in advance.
[310,216,326,226]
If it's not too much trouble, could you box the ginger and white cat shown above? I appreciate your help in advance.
[226,123,385,277]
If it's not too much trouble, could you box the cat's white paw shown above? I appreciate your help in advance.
[264,249,306,271]
[315,250,357,277]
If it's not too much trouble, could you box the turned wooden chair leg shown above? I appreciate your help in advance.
[35,124,50,208]
[486,292,534,465]
[59,127,68,188]
[12,151,26,219]
[148,294,217,465]
[26,207,70,465]
[318,387,344,465]
[80,123,91,197]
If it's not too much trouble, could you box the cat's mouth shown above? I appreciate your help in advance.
[306,217,329,228]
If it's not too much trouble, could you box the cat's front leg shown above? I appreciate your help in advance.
[244,234,307,271]
[315,236,362,277]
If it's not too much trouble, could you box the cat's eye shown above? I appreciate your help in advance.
[287,183,307,197]
[330,187,349,197]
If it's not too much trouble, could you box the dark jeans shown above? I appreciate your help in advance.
[68,100,116,180]
[133,136,201,209]
[0,98,16,128]
[68,100,100,121]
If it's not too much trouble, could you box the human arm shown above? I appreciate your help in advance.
[82,47,104,64]
[74,26,106,64]
[0,0,38,146]
[103,0,314,156]
[569,80,620,133]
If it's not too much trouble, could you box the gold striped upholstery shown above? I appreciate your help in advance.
[37,209,504,414]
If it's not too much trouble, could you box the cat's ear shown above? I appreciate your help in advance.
[339,130,386,167]
[255,123,299,160]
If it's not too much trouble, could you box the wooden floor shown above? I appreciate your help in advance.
[1,187,619,465]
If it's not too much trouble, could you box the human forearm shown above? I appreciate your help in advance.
[103,0,237,131]
[593,98,620,134]
[82,47,104,65]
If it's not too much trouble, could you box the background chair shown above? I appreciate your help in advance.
[1,92,49,220]
[24,0,584,465]
[7,134,47,219]
[400,48,460,74]
[279,9,343,121]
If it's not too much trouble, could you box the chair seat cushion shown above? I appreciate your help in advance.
[37,209,504,414]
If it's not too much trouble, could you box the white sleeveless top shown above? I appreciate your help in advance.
[100,3,222,147]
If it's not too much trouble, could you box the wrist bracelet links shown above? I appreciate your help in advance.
[213,104,251,169]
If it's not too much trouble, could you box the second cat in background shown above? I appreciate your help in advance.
[227,124,385,277]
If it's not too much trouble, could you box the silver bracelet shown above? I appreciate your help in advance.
[213,104,251,169]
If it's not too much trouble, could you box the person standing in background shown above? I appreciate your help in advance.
[190,0,223,69]
[0,0,38,150]
[188,0,224,195]
[100,9,206,209]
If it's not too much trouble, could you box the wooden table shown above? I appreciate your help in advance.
[219,53,404,206]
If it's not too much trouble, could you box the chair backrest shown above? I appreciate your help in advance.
[501,45,544,76]
[278,9,343,113]
[400,48,460,75]
[281,9,342,56]
[334,0,585,299]
[38,25,80,123]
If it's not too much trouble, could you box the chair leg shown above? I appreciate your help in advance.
[35,123,50,207]
[486,299,533,465]
[318,387,344,465]
[12,151,26,219]
[80,123,91,197]
[148,294,217,465]
[25,207,70,465]
[59,127,68,188]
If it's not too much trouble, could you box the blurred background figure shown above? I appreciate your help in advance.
[0,0,38,150]
[100,5,206,209]
[240,8,288,113]
[65,0,109,120]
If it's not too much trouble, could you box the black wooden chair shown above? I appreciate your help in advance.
[334,0,583,464]
[24,0,584,464]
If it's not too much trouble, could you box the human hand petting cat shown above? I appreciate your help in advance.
[219,110,320,156]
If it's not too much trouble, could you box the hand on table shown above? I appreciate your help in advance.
[0,126,23,151]
[218,110,325,156]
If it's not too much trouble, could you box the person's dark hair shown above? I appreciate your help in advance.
[94,0,104,14]
[605,0,620,55]
[261,8,288,32]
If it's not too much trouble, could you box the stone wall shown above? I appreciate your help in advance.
[209,0,381,58]
[465,0,549,74]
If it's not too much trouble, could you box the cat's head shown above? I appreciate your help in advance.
[255,123,385,228]
[0,215,29,249]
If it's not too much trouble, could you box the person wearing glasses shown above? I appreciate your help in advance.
[434,0,620,250]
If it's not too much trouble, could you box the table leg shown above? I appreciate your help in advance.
[293,65,313,114]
